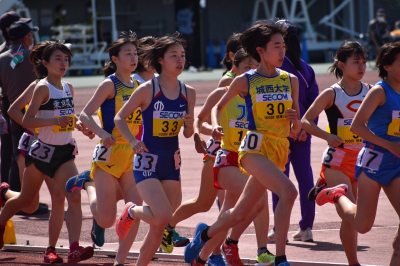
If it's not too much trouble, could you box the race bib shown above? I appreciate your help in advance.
[356,147,384,172]
[53,115,75,132]
[321,147,345,167]
[228,120,249,149]
[387,110,400,137]
[133,152,158,172]
[255,93,292,120]
[153,111,185,137]
[92,143,112,163]
[18,132,34,151]
[206,138,221,157]
[239,131,263,152]
[337,118,363,144]
[174,149,181,170]
[127,108,142,125]
[214,149,228,168]
[29,140,55,163]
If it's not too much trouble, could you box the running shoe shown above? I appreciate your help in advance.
[208,254,228,266]
[91,217,105,247]
[67,245,94,263]
[161,228,174,253]
[255,250,275,266]
[0,182,10,207]
[274,261,291,266]
[66,170,91,193]
[316,184,348,206]
[292,227,313,242]
[184,223,209,263]
[173,229,190,247]
[44,248,63,263]
[221,240,244,266]
[0,224,5,249]
[116,202,135,239]
[307,177,327,201]
[267,229,288,244]
[190,259,205,266]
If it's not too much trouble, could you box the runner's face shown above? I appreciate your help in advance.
[159,43,185,75]
[115,43,138,72]
[45,49,70,77]
[259,33,285,68]
[236,57,258,75]
[342,53,366,81]
[385,53,400,84]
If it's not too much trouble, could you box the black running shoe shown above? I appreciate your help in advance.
[91,217,105,247]
[308,177,327,201]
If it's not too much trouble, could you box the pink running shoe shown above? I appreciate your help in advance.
[44,248,63,263]
[67,245,94,263]
[316,184,348,206]
[116,202,136,239]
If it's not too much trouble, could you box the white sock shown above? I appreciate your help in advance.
[128,204,135,219]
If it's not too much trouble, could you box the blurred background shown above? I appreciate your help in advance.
[1,0,399,75]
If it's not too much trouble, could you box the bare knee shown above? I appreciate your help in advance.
[97,215,116,229]
[392,232,400,254]
[279,186,298,204]
[66,191,81,206]
[254,193,268,213]
[196,198,214,213]
[356,222,373,234]
[154,212,172,227]
[50,192,65,207]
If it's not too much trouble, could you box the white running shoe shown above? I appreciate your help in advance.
[292,227,313,242]
[267,229,288,244]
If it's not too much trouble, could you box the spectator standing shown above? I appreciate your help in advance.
[368,8,390,57]
[0,21,37,192]
[176,3,196,70]
[0,12,31,183]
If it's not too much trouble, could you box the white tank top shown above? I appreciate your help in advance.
[325,82,370,150]
[36,79,74,145]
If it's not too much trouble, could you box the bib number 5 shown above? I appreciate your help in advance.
[239,131,263,152]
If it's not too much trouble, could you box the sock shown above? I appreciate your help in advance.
[46,246,56,251]
[69,242,79,251]
[1,187,8,201]
[274,255,287,265]
[257,247,268,256]
[200,226,211,242]
[225,236,238,245]
[128,205,135,219]
[209,254,215,259]
[196,255,207,265]
[166,224,175,232]
[333,191,346,203]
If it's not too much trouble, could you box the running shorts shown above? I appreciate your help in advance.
[320,146,360,182]
[213,149,239,189]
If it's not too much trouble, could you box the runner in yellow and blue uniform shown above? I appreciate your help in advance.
[184,22,302,266]
[114,33,196,266]
[65,32,143,266]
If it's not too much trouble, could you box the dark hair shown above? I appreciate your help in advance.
[240,21,287,63]
[376,41,400,79]
[284,31,302,70]
[30,40,72,77]
[136,36,157,73]
[142,32,186,74]
[328,40,367,79]
[100,31,138,77]
[221,33,241,75]
[233,48,252,67]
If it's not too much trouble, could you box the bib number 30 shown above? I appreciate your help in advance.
[239,131,263,152]
[29,140,55,163]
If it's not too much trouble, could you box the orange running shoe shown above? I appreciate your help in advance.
[116,202,136,239]
[316,184,348,206]
[222,239,244,266]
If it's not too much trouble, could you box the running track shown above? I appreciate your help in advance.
[0,70,396,265]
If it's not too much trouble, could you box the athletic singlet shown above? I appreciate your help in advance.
[325,82,370,150]
[367,80,400,143]
[98,74,141,143]
[220,87,248,152]
[141,77,188,150]
[36,79,74,145]
[131,73,158,84]
[245,69,292,138]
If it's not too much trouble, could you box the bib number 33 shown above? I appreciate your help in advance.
[134,152,158,172]
[239,131,263,152]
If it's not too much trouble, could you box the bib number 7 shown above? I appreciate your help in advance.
[356,147,384,171]
[239,131,263,152]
